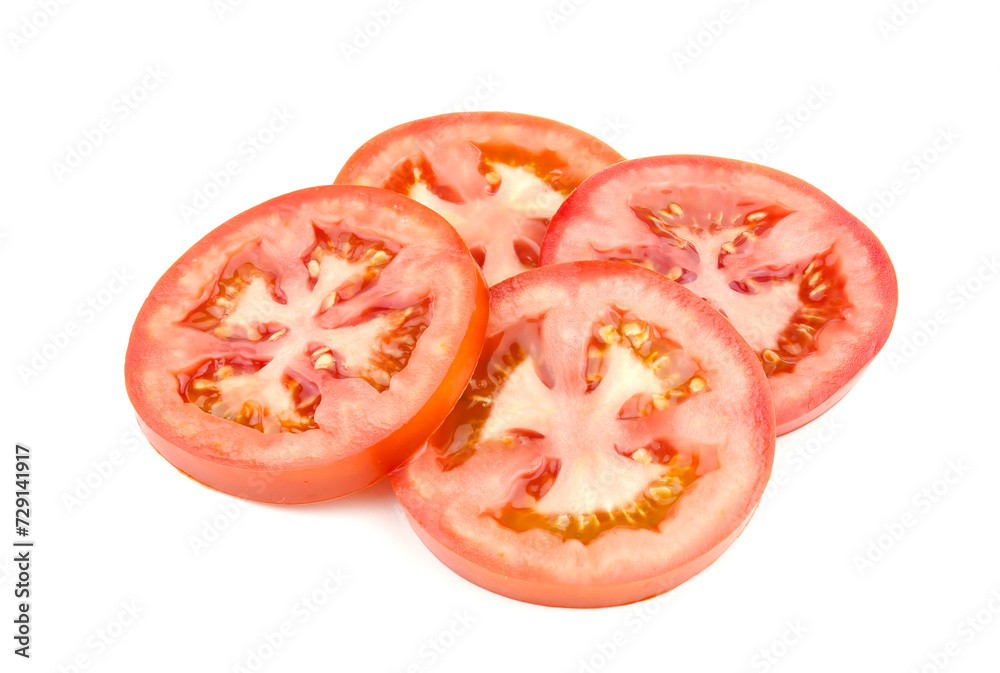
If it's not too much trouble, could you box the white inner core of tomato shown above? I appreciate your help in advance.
[482,344,679,513]
[433,310,714,544]
[590,183,850,376]
[213,275,282,339]
[691,269,802,351]
[409,163,563,224]
[387,150,571,285]
[178,227,431,433]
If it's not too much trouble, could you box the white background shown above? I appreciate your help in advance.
[2,0,999,671]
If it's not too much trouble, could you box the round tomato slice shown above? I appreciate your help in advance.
[125,186,488,504]
[391,261,774,608]
[334,112,625,286]
[541,155,898,435]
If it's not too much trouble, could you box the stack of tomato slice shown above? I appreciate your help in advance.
[126,112,897,607]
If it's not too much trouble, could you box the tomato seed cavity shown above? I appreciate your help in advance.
[380,143,584,282]
[175,224,433,432]
[745,248,850,375]
[597,187,850,377]
[430,305,716,544]
[431,315,550,471]
[586,306,708,417]
[309,299,432,392]
[179,356,320,433]
[492,444,708,545]
[302,223,399,308]
[182,263,287,341]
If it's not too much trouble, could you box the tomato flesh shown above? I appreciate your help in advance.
[335,112,625,285]
[541,156,898,435]
[125,186,488,503]
[391,261,774,607]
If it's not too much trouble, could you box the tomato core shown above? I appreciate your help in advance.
[429,304,718,546]
[168,220,437,435]
[589,183,853,377]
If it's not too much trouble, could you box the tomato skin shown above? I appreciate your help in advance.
[400,505,755,608]
[541,155,899,436]
[125,185,489,504]
[392,261,775,607]
[336,111,624,187]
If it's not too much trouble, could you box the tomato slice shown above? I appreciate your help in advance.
[540,156,898,435]
[334,112,625,286]
[391,261,774,608]
[125,186,488,504]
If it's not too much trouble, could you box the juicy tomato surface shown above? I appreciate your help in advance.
[541,156,898,435]
[125,186,488,504]
[335,112,625,286]
[391,261,775,608]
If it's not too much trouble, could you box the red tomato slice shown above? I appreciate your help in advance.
[334,112,625,286]
[391,261,774,608]
[125,186,488,504]
[541,156,898,435]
